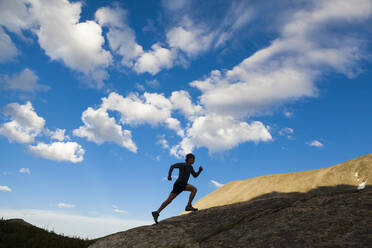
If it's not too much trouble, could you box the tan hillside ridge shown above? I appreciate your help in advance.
[188,153,371,212]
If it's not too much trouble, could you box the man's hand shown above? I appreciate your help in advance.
[199,166,203,172]
[168,176,172,181]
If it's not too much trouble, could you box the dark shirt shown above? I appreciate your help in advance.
[172,162,198,185]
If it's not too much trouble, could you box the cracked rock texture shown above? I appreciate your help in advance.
[89,154,372,248]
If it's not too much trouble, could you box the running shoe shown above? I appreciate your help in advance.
[185,205,198,211]
[152,211,159,224]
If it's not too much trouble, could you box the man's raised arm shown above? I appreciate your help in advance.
[192,166,203,178]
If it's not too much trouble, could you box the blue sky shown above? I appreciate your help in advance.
[0,0,371,239]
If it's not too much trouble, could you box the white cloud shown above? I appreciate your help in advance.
[0,0,33,36]
[28,142,85,163]
[19,168,31,174]
[210,180,224,188]
[95,6,143,67]
[75,92,191,152]
[145,79,160,88]
[166,24,214,57]
[165,118,184,137]
[279,127,294,139]
[28,0,112,88]
[170,137,194,158]
[0,27,18,63]
[112,205,127,214]
[157,137,169,149]
[0,208,150,239]
[173,114,272,155]
[102,92,172,126]
[73,107,137,153]
[47,128,69,141]
[190,0,372,118]
[135,83,145,91]
[214,1,253,47]
[81,90,275,157]
[0,0,31,61]
[170,90,202,119]
[58,203,75,208]
[134,43,175,75]
[1,68,50,92]
[307,140,324,147]
[0,186,11,192]
[113,209,126,214]
[284,111,294,118]
[0,102,45,143]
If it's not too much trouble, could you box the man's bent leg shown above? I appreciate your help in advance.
[184,184,197,208]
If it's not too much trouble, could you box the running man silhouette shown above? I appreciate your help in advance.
[152,153,203,224]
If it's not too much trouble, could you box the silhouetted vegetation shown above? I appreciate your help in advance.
[0,218,96,248]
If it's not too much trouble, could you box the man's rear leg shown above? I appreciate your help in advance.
[152,193,178,224]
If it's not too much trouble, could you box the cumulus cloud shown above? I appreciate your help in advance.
[0,27,18,63]
[95,6,143,67]
[171,114,272,157]
[0,102,45,143]
[19,168,31,174]
[75,92,189,150]
[187,114,272,152]
[166,23,214,57]
[79,90,275,157]
[1,0,112,85]
[210,180,224,188]
[28,0,112,87]
[1,68,50,92]
[0,0,33,36]
[190,0,372,117]
[170,90,202,119]
[58,203,75,208]
[102,92,173,126]
[0,101,84,163]
[28,141,85,163]
[134,43,175,75]
[0,186,12,192]
[46,128,69,141]
[307,140,323,147]
[73,107,137,153]
[0,0,31,61]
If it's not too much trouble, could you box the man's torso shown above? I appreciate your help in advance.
[174,162,193,185]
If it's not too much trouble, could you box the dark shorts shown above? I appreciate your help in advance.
[171,181,187,195]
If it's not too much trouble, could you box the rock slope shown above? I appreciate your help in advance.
[89,153,372,248]
[89,186,372,248]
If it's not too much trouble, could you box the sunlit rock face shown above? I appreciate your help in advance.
[189,153,372,211]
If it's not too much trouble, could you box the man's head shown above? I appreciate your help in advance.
[185,153,195,164]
